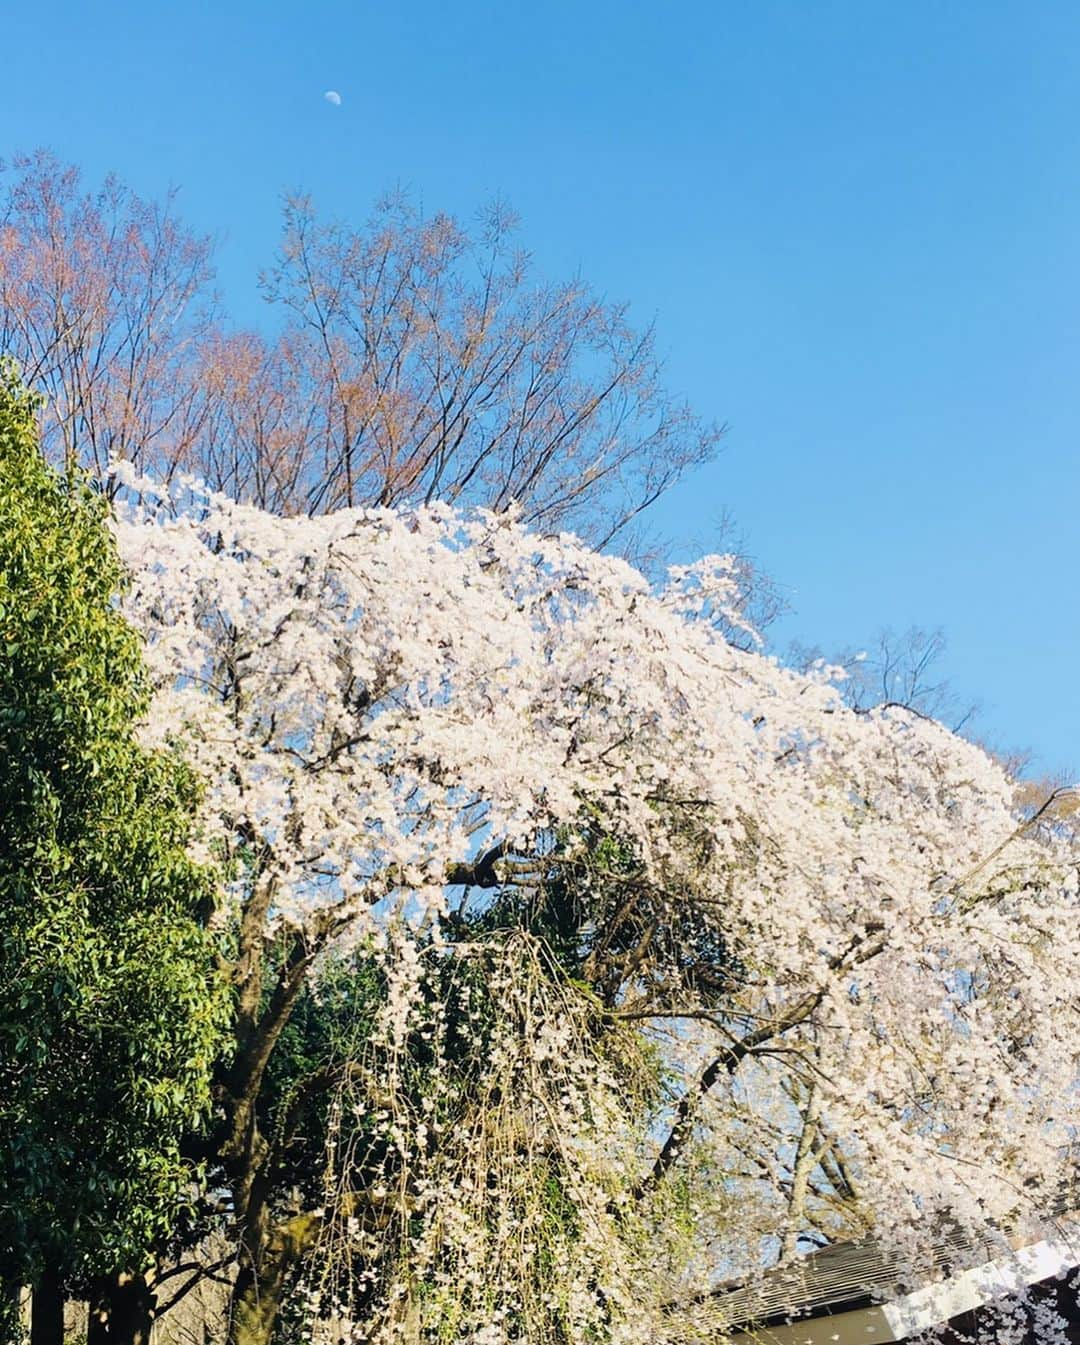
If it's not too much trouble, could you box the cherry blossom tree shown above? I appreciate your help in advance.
[105,469,1079,1345]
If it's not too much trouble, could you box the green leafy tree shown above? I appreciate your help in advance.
[0,363,229,1345]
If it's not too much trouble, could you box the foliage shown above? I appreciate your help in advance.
[7,150,1076,1345]
[0,365,228,1298]
[258,951,385,1209]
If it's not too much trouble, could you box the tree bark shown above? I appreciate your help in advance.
[780,1082,821,1262]
[227,1213,320,1345]
[30,1263,63,1345]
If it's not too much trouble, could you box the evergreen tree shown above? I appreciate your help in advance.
[0,364,228,1345]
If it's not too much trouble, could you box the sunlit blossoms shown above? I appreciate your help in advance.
[112,468,1080,1343]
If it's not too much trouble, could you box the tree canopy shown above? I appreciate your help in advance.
[104,465,1080,1344]
[0,152,718,547]
[0,367,228,1336]
[1,142,1075,1345]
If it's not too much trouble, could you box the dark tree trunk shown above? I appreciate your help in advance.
[30,1264,63,1345]
[87,1297,109,1345]
[220,926,325,1345]
[86,1274,154,1345]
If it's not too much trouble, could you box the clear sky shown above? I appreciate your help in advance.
[2,1,1078,776]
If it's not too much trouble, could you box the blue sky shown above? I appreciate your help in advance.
[2,1,1078,776]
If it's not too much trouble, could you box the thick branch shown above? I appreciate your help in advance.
[633,987,825,1199]
[445,840,514,888]
[635,930,886,1199]
[780,1082,822,1261]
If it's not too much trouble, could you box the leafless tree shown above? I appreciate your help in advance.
[791,625,980,733]
[0,151,218,481]
[241,192,721,541]
[1,155,722,547]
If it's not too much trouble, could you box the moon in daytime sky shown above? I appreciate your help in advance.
[324,90,342,106]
